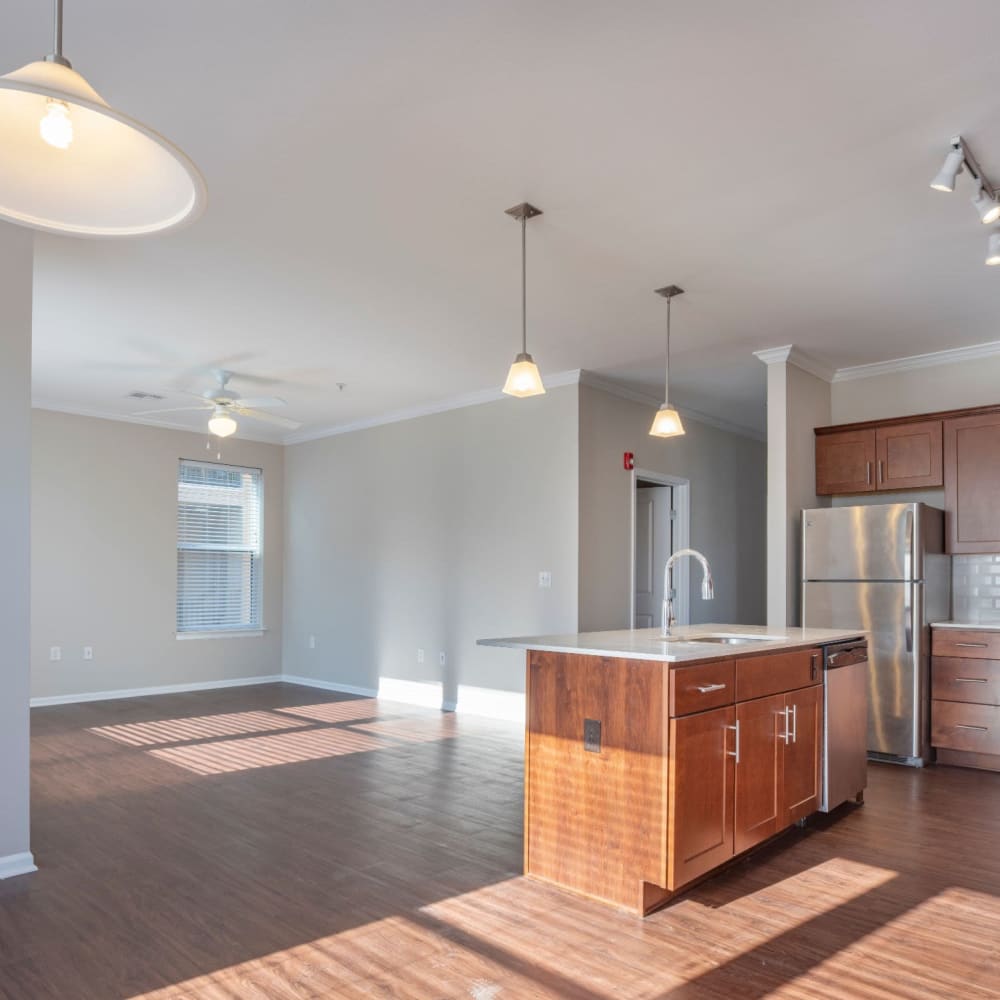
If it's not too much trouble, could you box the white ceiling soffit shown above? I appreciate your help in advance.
[15,2,1000,441]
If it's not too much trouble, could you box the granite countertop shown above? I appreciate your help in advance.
[932,621,1000,632]
[478,623,866,664]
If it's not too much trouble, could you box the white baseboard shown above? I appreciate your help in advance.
[30,674,284,708]
[280,675,378,698]
[0,852,37,879]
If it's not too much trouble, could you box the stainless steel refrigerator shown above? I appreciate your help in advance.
[801,503,950,766]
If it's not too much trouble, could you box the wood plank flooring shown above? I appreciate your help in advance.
[3,682,1000,998]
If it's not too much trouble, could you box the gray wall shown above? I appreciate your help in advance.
[0,226,33,872]
[31,411,285,701]
[578,384,766,631]
[282,386,579,714]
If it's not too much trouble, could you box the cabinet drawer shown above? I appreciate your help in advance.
[735,648,822,702]
[932,657,1000,706]
[931,629,1000,660]
[669,660,735,717]
[932,700,1000,754]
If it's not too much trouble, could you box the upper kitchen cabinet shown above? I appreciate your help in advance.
[815,418,943,496]
[815,428,877,495]
[944,411,1000,553]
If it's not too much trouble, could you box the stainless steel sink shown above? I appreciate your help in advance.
[683,634,783,646]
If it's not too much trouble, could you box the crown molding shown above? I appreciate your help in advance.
[283,370,583,445]
[578,370,766,442]
[753,345,835,382]
[31,400,282,446]
[832,339,1000,382]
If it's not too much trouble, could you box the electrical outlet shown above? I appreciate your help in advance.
[308,635,316,649]
[439,651,447,666]
[49,646,61,662]
[538,571,552,589]
[417,648,425,664]
[83,646,93,661]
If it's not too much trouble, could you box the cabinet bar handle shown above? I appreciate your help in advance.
[956,724,989,732]
[866,462,871,485]
[878,459,884,484]
[955,677,988,683]
[790,703,798,744]
[955,642,989,648]
[726,721,740,764]
[696,683,726,693]
[779,706,790,744]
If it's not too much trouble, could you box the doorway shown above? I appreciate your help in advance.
[629,469,691,630]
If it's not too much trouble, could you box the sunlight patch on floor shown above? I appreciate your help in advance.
[89,710,311,747]
[274,699,382,724]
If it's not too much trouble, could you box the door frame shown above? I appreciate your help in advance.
[629,468,691,631]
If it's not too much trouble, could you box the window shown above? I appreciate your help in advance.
[176,460,263,635]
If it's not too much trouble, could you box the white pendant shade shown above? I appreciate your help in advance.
[649,403,685,438]
[208,409,238,438]
[0,59,205,237]
[502,352,546,398]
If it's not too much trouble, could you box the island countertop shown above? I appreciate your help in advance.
[478,623,866,663]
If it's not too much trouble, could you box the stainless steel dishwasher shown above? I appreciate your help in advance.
[820,639,869,812]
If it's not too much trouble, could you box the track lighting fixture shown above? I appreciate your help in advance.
[502,202,546,398]
[986,232,1000,267]
[649,285,685,439]
[930,145,964,193]
[931,137,1000,267]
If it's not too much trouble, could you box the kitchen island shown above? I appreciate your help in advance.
[479,624,866,915]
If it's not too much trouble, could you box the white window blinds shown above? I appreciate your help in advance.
[177,460,263,633]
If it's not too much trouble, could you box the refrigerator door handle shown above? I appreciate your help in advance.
[904,581,913,654]
[903,507,913,582]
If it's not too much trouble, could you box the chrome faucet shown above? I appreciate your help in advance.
[662,548,715,638]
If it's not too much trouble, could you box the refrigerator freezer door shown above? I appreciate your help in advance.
[803,580,927,761]
[802,504,921,581]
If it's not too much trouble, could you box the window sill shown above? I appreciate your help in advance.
[176,628,267,641]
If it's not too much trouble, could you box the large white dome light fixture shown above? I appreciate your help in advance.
[0,0,206,237]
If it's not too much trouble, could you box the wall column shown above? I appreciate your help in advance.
[0,224,35,878]
[756,347,832,629]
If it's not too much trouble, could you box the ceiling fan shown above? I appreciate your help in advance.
[132,370,302,437]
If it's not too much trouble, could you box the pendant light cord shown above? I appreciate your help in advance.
[47,0,70,66]
[521,215,527,356]
[664,296,671,406]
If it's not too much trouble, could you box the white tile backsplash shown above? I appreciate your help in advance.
[952,554,1000,624]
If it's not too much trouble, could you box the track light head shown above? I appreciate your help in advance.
[972,183,1000,225]
[986,232,1000,267]
[930,147,965,193]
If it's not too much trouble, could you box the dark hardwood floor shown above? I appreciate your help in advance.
[3,682,1000,998]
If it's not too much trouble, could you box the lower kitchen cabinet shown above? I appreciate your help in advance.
[734,693,784,853]
[782,683,823,823]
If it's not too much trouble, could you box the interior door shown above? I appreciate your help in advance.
[782,684,822,824]
[634,485,672,628]
[667,705,735,890]
[734,693,785,853]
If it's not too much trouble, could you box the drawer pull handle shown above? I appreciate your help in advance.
[956,724,989,732]
[955,677,988,683]
[696,683,726,694]
[955,642,989,648]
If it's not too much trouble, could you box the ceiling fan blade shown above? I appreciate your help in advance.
[132,405,213,416]
[232,396,286,409]
[233,407,302,430]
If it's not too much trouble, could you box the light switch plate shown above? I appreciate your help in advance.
[538,571,552,589]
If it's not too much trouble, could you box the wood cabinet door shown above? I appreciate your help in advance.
[667,705,735,890]
[875,420,943,490]
[781,684,822,825]
[945,413,1000,553]
[734,694,785,854]
[815,429,876,495]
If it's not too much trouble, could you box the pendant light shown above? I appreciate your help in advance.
[0,0,206,237]
[502,202,545,398]
[649,285,685,438]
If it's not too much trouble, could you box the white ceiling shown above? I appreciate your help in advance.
[11,0,1000,442]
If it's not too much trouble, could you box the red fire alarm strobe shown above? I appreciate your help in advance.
[623,451,634,471]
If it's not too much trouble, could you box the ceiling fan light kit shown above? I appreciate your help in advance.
[502,202,546,399]
[0,0,206,237]
[930,136,1000,266]
[649,285,686,439]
